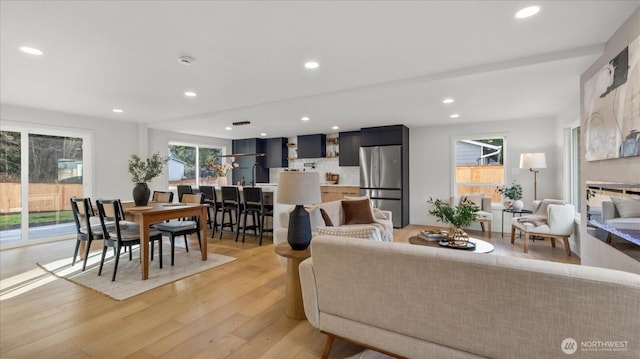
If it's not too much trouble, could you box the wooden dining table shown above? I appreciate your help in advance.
[122,202,209,280]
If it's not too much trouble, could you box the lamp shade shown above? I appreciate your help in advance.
[276,171,321,205]
[520,153,547,169]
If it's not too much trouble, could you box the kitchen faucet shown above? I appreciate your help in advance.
[251,162,263,187]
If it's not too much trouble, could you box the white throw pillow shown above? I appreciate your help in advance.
[610,197,640,218]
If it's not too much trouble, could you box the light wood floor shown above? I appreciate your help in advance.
[0,225,579,358]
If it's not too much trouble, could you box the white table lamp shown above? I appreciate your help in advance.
[276,171,321,250]
[520,153,547,200]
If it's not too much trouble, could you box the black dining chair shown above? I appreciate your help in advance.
[240,187,273,245]
[219,186,242,240]
[153,193,203,266]
[176,185,193,202]
[70,197,105,271]
[152,191,174,203]
[95,199,163,281]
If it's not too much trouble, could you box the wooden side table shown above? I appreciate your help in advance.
[274,243,311,320]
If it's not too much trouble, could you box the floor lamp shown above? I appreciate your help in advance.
[276,171,321,250]
[520,153,547,200]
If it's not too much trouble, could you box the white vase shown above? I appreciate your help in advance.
[512,200,524,211]
[218,176,228,186]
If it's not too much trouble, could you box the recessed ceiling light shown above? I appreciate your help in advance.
[301,116,310,121]
[450,114,460,118]
[304,61,319,70]
[515,6,540,19]
[112,108,123,113]
[184,91,197,97]
[225,126,232,130]
[20,46,43,55]
[260,133,267,137]
[442,98,455,104]
[332,126,339,130]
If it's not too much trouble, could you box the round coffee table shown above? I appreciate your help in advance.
[409,235,495,253]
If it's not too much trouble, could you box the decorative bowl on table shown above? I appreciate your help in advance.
[419,230,448,241]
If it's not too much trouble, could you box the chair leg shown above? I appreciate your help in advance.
[98,246,108,276]
[112,246,122,281]
[242,210,248,243]
[235,209,242,242]
[322,334,335,359]
[551,238,556,248]
[563,236,572,256]
[72,239,81,266]
[259,213,265,246]
[82,238,93,271]
[129,245,133,261]
[510,225,516,244]
[487,220,492,238]
[184,235,189,252]
[158,238,163,268]
[170,236,176,266]
[151,240,155,261]
[523,232,530,253]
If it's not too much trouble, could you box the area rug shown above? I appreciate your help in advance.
[38,247,236,300]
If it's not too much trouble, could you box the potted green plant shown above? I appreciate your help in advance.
[128,152,168,206]
[496,181,523,210]
[427,197,479,244]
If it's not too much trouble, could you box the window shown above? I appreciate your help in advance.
[0,125,92,248]
[453,136,505,204]
[168,143,222,188]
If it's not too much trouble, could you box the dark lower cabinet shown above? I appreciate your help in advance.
[339,131,361,166]
[297,134,326,159]
[232,138,268,185]
[266,137,288,168]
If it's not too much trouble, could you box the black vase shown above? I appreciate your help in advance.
[132,183,150,206]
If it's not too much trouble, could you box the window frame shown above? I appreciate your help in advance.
[167,141,225,189]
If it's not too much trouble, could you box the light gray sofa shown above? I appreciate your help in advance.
[300,236,640,359]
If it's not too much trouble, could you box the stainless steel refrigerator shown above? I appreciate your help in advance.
[360,145,404,228]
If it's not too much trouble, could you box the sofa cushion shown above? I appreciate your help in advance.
[342,199,375,224]
[611,197,640,218]
[320,208,334,226]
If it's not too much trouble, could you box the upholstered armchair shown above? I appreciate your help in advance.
[452,194,493,237]
[511,199,575,256]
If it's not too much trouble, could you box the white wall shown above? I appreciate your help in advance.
[0,104,233,201]
[579,8,640,274]
[410,116,561,229]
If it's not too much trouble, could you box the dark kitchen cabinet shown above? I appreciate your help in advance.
[297,134,326,159]
[231,138,268,184]
[265,137,288,168]
[360,125,406,146]
[339,131,361,166]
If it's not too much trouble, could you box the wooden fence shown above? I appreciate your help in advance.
[456,165,504,203]
[0,183,82,214]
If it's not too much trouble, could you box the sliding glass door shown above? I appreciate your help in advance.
[0,124,92,248]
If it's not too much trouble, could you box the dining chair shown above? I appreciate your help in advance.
[153,193,203,266]
[241,186,273,245]
[219,186,242,240]
[152,190,174,203]
[95,199,164,281]
[198,185,221,235]
[176,185,193,202]
[70,197,105,271]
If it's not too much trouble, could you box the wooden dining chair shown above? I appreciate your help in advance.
[95,199,163,281]
[176,185,193,202]
[153,193,203,266]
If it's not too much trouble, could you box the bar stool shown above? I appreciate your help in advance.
[198,185,221,236]
[240,186,273,245]
[219,186,241,240]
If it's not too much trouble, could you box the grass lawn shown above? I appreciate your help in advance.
[0,210,75,229]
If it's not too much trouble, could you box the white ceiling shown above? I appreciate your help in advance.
[1,1,638,139]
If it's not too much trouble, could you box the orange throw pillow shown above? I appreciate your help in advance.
[342,199,375,225]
